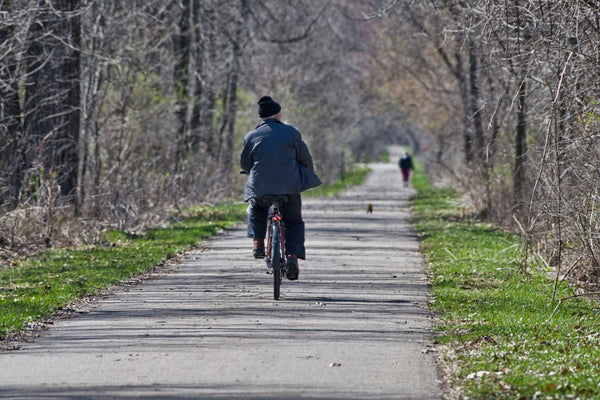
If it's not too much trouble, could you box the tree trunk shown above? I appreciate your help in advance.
[173,0,193,171]
[23,0,81,203]
[468,38,485,162]
[196,3,218,158]
[217,0,249,170]
[0,3,24,209]
[513,73,528,214]
[454,53,474,163]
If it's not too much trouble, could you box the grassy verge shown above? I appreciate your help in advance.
[411,165,600,399]
[379,148,390,162]
[305,165,370,197]
[1,165,371,341]
[0,204,247,339]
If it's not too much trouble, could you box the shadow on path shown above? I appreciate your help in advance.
[0,147,441,400]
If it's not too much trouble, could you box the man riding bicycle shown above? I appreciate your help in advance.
[240,96,321,281]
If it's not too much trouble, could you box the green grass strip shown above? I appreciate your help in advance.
[411,162,600,399]
[305,165,370,197]
[0,204,247,339]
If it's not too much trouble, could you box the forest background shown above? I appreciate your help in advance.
[1,0,600,290]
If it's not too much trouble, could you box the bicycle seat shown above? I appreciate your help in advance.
[262,194,288,205]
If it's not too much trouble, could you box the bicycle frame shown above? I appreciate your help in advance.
[265,203,286,269]
[264,200,287,300]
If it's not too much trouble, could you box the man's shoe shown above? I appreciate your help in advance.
[253,248,265,259]
[286,258,299,280]
[253,239,265,259]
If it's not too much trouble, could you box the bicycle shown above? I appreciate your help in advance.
[239,171,290,300]
[262,195,288,300]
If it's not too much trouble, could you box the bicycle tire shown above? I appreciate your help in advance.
[272,224,282,300]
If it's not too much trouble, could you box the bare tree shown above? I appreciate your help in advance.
[367,0,600,289]
[0,3,25,208]
[0,1,82,209]
[5,0,599,290]
[23,0,82,203]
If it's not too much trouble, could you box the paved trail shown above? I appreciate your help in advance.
[0,147,441,399]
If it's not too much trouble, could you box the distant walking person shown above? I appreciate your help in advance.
[399,152,413,187]
[240,96,321,281]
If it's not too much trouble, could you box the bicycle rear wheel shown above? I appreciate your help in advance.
[272,225,282,300]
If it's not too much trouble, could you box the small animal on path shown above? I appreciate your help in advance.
[366,203,373,214]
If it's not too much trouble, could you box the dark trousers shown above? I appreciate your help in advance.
[247,193,305,259]
[401,168,411,182]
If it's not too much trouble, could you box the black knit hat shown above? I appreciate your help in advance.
[257,96,281,118]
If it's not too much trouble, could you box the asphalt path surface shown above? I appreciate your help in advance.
[0,147,442,399]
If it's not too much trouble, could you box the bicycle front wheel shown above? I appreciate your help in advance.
[272,225,282,300]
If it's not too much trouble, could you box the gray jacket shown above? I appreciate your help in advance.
[240,118,319,201]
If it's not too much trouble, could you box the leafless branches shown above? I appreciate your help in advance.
[2,0,597,294]
[0,1,383,256]
[369,0,600,289]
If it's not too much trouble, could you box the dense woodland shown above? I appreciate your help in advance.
[1,1,600,288]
